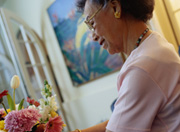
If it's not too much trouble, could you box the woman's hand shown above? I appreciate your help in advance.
[70,129,81,132]
[69,120,108,132]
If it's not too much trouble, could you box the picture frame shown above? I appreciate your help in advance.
[47,0,124,86]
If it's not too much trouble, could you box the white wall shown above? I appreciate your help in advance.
[2,0,118,130]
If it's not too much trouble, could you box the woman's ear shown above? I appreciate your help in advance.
[110,0,122,18]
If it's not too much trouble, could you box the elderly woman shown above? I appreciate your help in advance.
[71,0,180,132]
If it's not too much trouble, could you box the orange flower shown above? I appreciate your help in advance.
[34,101,40,107]
[44,116,64,132]
[34,124,45,132]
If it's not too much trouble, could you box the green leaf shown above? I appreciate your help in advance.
[18,98,24,110]
[0,98,3,104]
[6,94,15,111]
[45,101,48,105]
[44,80,48,85]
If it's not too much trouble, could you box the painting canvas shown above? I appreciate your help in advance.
[47,0,124,86]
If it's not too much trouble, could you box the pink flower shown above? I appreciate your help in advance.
[0,108,5,120]
[44,116,64,132]
[5,108,41,132]
[0,108,4,115]
[0,90,8,99]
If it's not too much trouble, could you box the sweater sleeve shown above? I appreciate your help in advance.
[106,67,165,132]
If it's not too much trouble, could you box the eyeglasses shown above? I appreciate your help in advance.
[84,6,102,31]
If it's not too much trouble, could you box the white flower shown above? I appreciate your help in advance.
[47,95,58,111]
[39,105,51,121]
[10,75,20,89]
[28,105,36,109]
[38,98,45,109]
[15,104,24,110]
[41,89,46,96]
[15,104,19,110]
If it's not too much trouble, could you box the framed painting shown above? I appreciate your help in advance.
[47,0,124,86]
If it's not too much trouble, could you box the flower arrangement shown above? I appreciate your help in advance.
[0,75,66,132]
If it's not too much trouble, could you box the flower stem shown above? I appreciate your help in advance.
[13,89,16,110]
[2,103,8,114]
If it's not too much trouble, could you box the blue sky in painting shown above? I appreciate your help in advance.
[47,0,75,27]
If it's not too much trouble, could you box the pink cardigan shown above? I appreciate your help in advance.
[106,32,180,132]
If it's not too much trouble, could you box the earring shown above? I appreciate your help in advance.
[114,11,120,18]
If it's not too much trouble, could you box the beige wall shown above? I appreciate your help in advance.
[164,0,180,46]
[153,0,179,52]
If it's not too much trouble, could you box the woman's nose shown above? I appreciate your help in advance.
[92,32,99,41]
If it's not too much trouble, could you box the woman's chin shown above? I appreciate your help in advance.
[107,49,116,55]
[103,43,117,54]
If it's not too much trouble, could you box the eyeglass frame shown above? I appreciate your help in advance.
[84,5,103,31]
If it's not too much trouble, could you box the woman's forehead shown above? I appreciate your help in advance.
[84,0,99,16]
